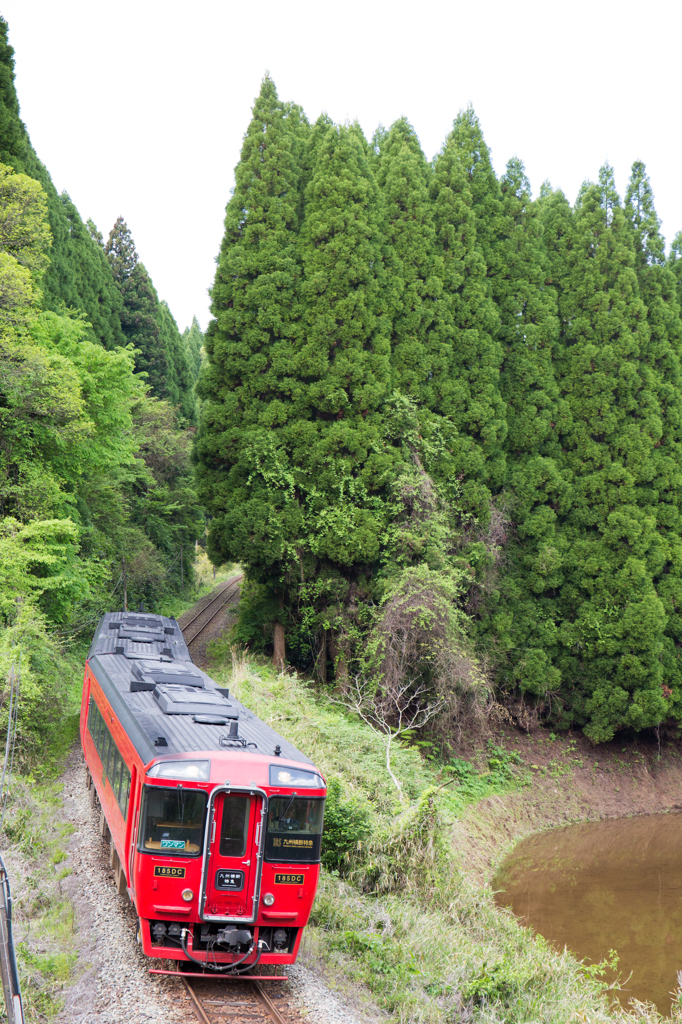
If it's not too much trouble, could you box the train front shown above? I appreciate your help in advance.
[135,754,326,971]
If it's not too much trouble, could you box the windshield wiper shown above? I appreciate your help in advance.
[278,791,297,824]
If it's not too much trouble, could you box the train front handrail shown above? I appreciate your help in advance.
[0,854,24,1024]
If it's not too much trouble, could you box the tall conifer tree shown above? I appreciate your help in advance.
[374,118,438,405]
[447,107,509,300]
[483,160,567,697]
[183,316,204,381]
[195,76,309,581]
[550,166,669,740]
[430,123,506,499]
[104,216,195,419]
[624,162,682,712]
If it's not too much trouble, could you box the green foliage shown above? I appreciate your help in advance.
[320,778,372,874]
[0,604,82,764]
[431,108,506,493]
[0,153,204,657]
[182,315,204,380]
[197,79,408,675]
[441,744,526,808]
[200,81,682,742]
[105,217,196,420]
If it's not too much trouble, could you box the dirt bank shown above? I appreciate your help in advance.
[453,727,682,882]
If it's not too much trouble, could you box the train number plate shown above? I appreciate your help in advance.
[274,873,304,885]
[154,865,186,878]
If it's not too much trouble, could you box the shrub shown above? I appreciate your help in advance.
[320,778,372,874]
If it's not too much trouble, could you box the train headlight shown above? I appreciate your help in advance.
[147,760,210,781]
[182,888,194,902]
[263,892,275,906]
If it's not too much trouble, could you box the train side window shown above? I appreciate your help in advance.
[112,748,122,800]
[120,767,131,818]
[90,704,101,752]
[96,707,104,753]
[99,725,109,770]
[219,797,250,858]
[103,733,112,778]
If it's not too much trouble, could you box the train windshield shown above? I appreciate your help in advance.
[265,796,324,863]
[140,786,207,857]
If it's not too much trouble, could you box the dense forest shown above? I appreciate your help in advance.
[196,76,682,744]
[3,8,682,747]
[0,18,204,753]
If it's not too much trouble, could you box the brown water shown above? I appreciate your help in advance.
[493,813,682,1015]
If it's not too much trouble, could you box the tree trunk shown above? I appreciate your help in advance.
[316,631,327,685]
[330,632,348,693]
[272,621,285,671]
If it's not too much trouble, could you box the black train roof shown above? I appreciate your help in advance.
[87,612,314,769]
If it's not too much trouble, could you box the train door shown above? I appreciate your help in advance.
[203,792,262,920]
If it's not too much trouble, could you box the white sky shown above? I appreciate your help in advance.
[2,0,681,332]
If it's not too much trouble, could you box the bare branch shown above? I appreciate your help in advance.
[331,674,445,805]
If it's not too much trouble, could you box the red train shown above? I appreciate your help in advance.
[80,610,326,975]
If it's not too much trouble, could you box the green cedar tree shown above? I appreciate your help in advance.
[182,316,204,381]
[430,119,506,497]
[104,216,138,283]
[196,92,401,667]
[550,166,669,741]
[195,75,309,579]
[481,160,567,698]
[118,261,170,397]
[374,118,437,405]
[157,299,196,423]
[624,162,682,717]
[668,232,682,307]
[104,216,194,418]
[446,106,509,299]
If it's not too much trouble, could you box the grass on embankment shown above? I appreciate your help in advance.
[209,648,682,1024]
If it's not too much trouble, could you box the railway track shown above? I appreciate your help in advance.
[177,975,303,1024]
[182,575,244,646]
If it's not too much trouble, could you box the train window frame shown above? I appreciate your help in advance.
[120,767,131,818]
[107,733,113,776]
[112,749,122,801]
[264,796,325,864]
[218,795,250,858]
[92,705,103,754]
[138,785,208,858]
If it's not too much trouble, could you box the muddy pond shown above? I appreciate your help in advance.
[493,813,682,1015]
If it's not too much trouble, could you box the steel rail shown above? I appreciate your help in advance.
[184,577,243,646]
[181,575,244,635]
[253,981,289,1024]
[182,976,212,1024]
[183,976,288,1024]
